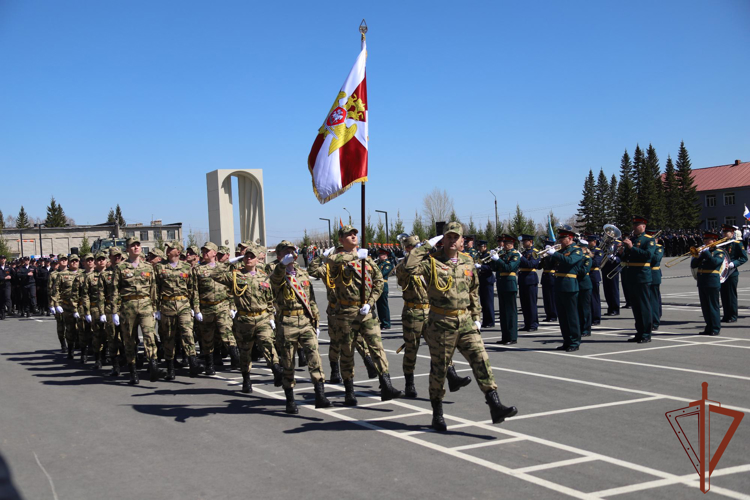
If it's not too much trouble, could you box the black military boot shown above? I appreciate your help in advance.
[447,365,472,392]
[165,359,175,381]
[204,353,216,376]
[148,359,165,382]
[188,355,200,378]
[363,355,378,379]
[431,399,447,432]
[404,373,418,398]
[67,343,74,360]
[108,360,121,377]
[241,372,252,394]
[92,350,102,371]
[485,390,518,424]
[80,343,88,365]
[214,348,225,368]
[229,346,240,370]
[329,360,343,384]
[298,348,308,368]
[379,372,404,401]
[343,378,358,406]
[272,363,284,387]
[284,387,298,414]
[60,340,67,354]
[128,363,139,385]
[314,382,332,408]
[179,348,189,368]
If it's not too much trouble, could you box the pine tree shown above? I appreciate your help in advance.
[301,230,311,247]
[79,234,91,255]
[594,168,610,231]
[449,209,459,223]
[616,150,636,229]
[467,216,478,239]
[576,170,597,233]
[632,145,646,206]
[107,208,116,224]
[45,197,67,227]
[675,141,700,229]
[412,212,427,241]
[390,211,405,245]
[485,219,496,244]
[662,156,678,230]
[186,228,198,248]
[0,210,4,229]
[642,144,664,228]
[16,206,30,229]
[608,174,618,225]
[365,214,376,244]
[375,216,386,243]
[508,204,536,239]
[0,233,10,258]
[114,204,125,227]
[155,233,165,251]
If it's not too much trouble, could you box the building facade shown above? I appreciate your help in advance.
[692,160,750,230]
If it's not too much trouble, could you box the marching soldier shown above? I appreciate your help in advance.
[518,234,540,332]
[545,226,583,352]
[326,225,403,405]
[271,242,331,413]
[647,230,664,330]
[577,241,593,339]
[539,240,558,322]
[720,224,747,323]
[77,254,97,363]
[586,236,603,325]
[490,234,520,345]
[403,222,517,432]
[376,247,393,329]
[52,254,84,359]
[691,231,726,336]
[104,248,125,376]
[81,253,107,368]
[619,216,655,343]
[601,239,621,316]
[476,240,496,328]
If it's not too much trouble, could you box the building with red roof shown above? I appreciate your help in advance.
[689,159,748,230]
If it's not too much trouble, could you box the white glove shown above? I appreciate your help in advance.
[230,309,236,319]
[229,255,243,264]
[547,247,556,255]
[270,319,276,330]
[281,253,295,266]
[55,306,63,314]
[113,313,120,326]
[49,307,56,314]
[195,312,203,322]
[190,309,195,317]
[728,261,735,269]
[428,235,443,247]
[474,320,482,331]
[316,328,320,337]
[475,263,482,269]
[99,314,107,323]
[323,247,335,257]
[359,303,371,316]
[356,249,369,260]
[490,252,500,261]
[154,311,161,321]
[73,312,80,319]
[85,314,92,323]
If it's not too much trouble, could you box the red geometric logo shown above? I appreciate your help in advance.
[666,382,744,493]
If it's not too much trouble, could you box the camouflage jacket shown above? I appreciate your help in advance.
[395,258,429,306]
[81,270,105,316]
[192,262,231,315]
[110,259,157,314]
[99,267,120,314]
[403,243,481,322]
[48,270,60,307]
[264,259,280,276]
[270,262,319,323]
[210,266,274,319]
[308,254,338,308]
[155,261,198,315]
[52,269,84,310]
[326,251,384,309]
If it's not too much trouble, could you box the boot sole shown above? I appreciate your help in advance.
[491,406,518,424]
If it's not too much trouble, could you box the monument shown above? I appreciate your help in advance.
[206,169,266,250]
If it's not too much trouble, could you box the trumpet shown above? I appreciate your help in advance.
[478,247,502,263]
[664,236,731,268]
[607,230,664,278]
[535,244,561,259]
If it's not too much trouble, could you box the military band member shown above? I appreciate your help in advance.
[475,240,496,328]
[720,224,747,323]
[518,234,540,332]
[691,231,726,336]
[539,240,558,322]
[646,230,664,330]
[403,222,517,432]
[545,226,583,352]
[376,247,393,330]
[586,236,603,325]
[619,216,655,343]
[464,235,479,262]
[490,234,520,345]
[601,240,621,316]
[577,242,593,339]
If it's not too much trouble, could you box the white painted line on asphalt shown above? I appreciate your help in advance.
[514,456,599,474]
[450,436,527,451]
[364,410,430,422]
[581,338,740,357]
[32,451,59,500]
[506,396,663,420]
[704,343,750,350]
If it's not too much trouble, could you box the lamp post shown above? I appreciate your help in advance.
[375,210,389,244]
[34,223,45,257]
[489,190,499,239]
[342,207,352,225]
[319,218,331,247]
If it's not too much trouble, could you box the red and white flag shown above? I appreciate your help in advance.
[308,40,368,204]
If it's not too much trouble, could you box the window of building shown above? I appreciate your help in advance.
[140,231,149,242]
[705,194,716,207]
[724,192,735,206]
[167,229,176,240]
[706,218,717,230]
[725,216,737,228]
[153,230,162,241]
[125,230,135,238]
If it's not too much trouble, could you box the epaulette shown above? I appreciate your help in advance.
[644,234,653,239]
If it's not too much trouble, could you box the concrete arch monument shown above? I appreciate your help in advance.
[206,169,266,250]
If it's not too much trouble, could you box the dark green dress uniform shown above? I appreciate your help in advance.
[540,248,558,321]
[376,255,394,329]
[649,240,664,330]
[622,231,656,342]
[577,248,592,338]
[691,243,726,335]
[491,243,520,345]
[548,242,583,351]
[720,237,747,323]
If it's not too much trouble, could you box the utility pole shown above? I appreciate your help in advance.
[319,218,331,247]
[489,190,499,239]
[375,210,389,243]
[343,207,352,225]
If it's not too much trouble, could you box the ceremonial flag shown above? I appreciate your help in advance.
[547,215,556,243]
[308,39,368,204]
[744,204,750,221]
[339,218,344,229]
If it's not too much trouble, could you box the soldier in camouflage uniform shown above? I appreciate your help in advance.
[110,236,160,385]
[403,222,518,432]
[155,240,201,379]
[76,253,97,364]
[48,255,68,353]
[210,243,283,394]
[103,248,125,376]
[51,254,84,360]
[271,242,331,413]
[326,225,403,405]
[395,236,471,398]
[81,252,108,369]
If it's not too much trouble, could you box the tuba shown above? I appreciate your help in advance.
[600,224,621,269]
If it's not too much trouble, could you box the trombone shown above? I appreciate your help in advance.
[535,244,561,259]
[664,237,731,268]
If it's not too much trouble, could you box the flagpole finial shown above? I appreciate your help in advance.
[359,19,368,41]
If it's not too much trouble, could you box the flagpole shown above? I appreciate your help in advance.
[359,19,368,305]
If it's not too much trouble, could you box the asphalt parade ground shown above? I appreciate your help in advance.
[1,265,749,500]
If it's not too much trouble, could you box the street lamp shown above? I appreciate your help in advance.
[375,210,389,243]
[34,223,45,257]
[342,207,352,224]
[489,190,499,238]
[319,218,331,247]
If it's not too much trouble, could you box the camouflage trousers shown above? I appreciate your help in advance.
[54,312,65,344]
[195,306,233,355]
[327,307,368,363]
[402,306,428,375]
[233,313,278,374]
[89,306,106,355]
[106,314,123,359]
[424,312,497,401]
[158,309,197,360]
[79,313,93,348]
[277,313,324,389]
[336,305,389,380]
[61,307,79,344]
[120,299,158,364]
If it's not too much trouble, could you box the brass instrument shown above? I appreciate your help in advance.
[600,224,621,269]
[478,247,502,263]
[606,230,664,278]
[664,237,731,268]
[535,244,561,259]
[396,233,410,252]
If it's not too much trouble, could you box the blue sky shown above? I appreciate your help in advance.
[1,0,748,244]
